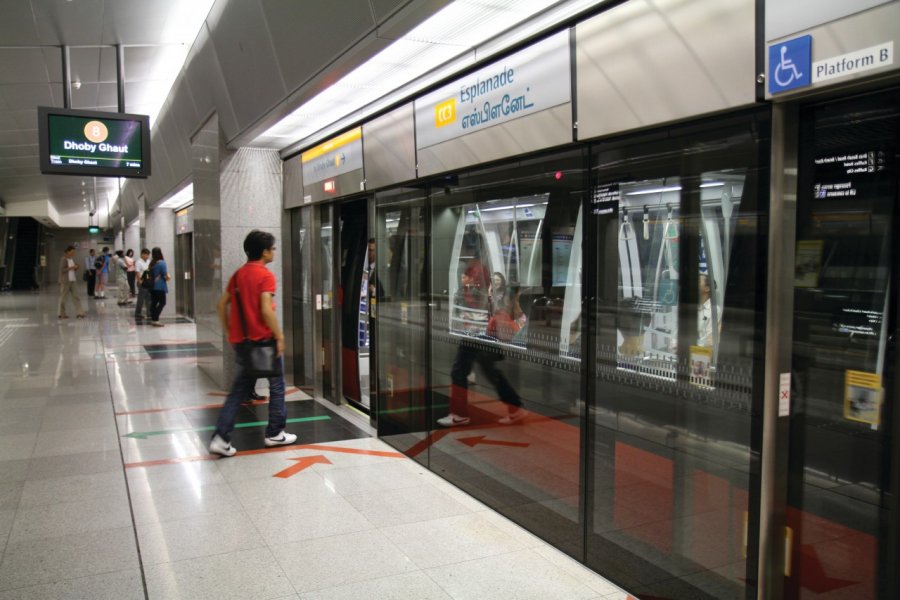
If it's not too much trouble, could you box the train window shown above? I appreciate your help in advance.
[613,177,682,379]
[449,195,547,337]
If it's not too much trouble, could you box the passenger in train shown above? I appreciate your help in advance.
[697,274,713,347]
[618,299,645,357]
[489,271,507,315]
[439,285,525,427]
[209,230,296,457]
[462,233,490,291]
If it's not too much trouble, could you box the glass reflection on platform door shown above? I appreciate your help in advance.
[587,113,770,599]
[428,150,585,558]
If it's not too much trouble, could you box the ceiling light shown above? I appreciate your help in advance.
[260,0,603,151]
[156,182,194,210]
[625,186,682,196]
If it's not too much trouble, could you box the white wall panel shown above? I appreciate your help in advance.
[575,0,756,140]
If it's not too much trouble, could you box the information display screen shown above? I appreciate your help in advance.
[38,106,151,178]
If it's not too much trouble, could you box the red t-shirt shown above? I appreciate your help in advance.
[227,262,277,343]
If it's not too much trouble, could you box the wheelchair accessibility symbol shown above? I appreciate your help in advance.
[769,35,811,94]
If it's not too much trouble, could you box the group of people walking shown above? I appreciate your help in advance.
[60,245,171,326]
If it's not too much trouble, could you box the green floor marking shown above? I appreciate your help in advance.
[124,415,331,439]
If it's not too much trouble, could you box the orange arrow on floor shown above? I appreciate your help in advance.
[457,436,530,448]
[273,455,332,478]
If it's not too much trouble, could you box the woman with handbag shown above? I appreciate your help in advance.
[148,247,171,327]
[209,230,296,457]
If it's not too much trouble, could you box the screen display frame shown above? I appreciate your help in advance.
[37,106,151,178]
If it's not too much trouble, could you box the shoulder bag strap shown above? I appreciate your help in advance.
[230,272,250,342]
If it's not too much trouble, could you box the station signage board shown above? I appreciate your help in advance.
[301,127,363,185]
[415,31,570,150]
[300,127,364,203]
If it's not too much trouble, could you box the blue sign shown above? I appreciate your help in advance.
[769,35,812,94]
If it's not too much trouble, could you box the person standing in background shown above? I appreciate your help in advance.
[134,248,151,320]
[114,251,132,305]
[83,248,97,297]
[94,246,110,299]
[124,249,136,297]
[148,247,170,327]
[58,246,85,319]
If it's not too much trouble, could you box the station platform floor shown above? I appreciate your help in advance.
[0,288,629,600]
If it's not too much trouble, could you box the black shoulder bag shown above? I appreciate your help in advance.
[231,275,282,378]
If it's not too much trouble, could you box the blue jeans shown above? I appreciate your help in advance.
[214,348,286,442]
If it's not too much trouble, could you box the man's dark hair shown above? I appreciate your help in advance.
[141,248,150,255]
[102,246,109,253]
[244,230,275,261]
[65,245,75,252]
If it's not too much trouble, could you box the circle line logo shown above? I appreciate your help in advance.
[84,120,109,143]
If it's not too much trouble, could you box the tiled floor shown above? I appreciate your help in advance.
[0,290,629,599]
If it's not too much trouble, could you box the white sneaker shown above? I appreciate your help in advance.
[498,409,526,425]
[436,414,470,427]
[209,434,237,457]
[264,431,297,447]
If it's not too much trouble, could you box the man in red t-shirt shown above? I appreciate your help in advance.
[209,230,296,457]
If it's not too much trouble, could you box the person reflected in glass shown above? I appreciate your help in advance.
[438,285,525,427]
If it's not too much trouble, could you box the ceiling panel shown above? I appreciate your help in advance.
[370,0,411,21]
[97,46,121,83]
[32,0,104,45]
[0,0,42,45]
[263,0,374,93]
[0,49,52,84]
[209,0,285,130]
[69,48,102,85]
[70,82,100,108]
[0,84,55,110]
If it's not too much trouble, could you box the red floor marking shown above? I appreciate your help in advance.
[457,435,530,448]
[273,455,332,478]
[295,443,405,458]
[124,442,406,468]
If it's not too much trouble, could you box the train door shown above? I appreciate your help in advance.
[785,89,899,600]
[313,203,336,403]
[428,150,586,558]
[585,111,771,599]
[290,206,315,390]
[374,188,429,454]
[175,232,194,319]
[338,197,372,411]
